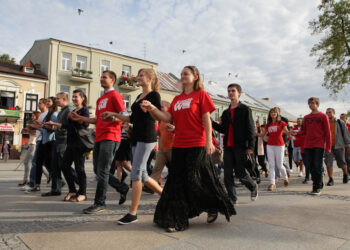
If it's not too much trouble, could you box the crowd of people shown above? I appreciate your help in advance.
[16,66,350,233]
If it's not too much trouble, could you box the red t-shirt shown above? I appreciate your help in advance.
[301,112,331,153]
[226,108,234,148]
[347,123,350,133]
[95,90,126,143]
[169,89,216,148]
[265,121,287,146]
[292,126,305,148]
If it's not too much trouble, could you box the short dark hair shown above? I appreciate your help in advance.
[308,97,320,105]
[103,70,117,84]
[227,83,242,93]
[39,98,47,104]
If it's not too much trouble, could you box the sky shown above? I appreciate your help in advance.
[0,0,349,117]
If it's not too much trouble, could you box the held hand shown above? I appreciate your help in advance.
[205,141,216,155]
[45,121,54,126]
[140,100,155,113]
[165,123,175,132]
[101,111,115,122]
[246,149,254,155]
[69,112,81,121]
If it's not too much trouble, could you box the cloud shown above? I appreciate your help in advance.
[0,0,348,115]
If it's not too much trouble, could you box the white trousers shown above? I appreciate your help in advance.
[267,145,287,184]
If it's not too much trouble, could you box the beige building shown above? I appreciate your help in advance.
[0,61,47,155]
[20,38,158,112]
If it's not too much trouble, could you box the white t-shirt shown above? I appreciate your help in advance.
[36,110,48,141]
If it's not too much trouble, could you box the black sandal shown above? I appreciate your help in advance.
[207,213,218,224]
[62,193,76,201]
[166,227,177,233]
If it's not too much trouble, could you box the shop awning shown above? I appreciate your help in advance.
[0,123,15,132]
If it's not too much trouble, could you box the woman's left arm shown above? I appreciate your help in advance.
[202,112,215,155]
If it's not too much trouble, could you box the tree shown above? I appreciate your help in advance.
[0,54,16,64]
[309,0,350,95]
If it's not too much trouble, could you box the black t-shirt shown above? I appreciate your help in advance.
[62,107,89,145]
[130,91,161,143]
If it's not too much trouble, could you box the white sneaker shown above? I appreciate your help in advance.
[298,172,303,177]
[290,169,293,173]
[21,184,32,191]
[24,186,40,193]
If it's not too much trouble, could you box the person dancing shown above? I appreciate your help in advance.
[140,66,235,232]
[101,68,163,224]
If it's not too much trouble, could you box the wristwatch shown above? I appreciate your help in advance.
[111,116,115,122]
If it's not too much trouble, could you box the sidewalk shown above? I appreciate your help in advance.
[1,161,350,250]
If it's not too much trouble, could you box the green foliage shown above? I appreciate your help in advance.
[0,54,16,64]
[309,0,350,95]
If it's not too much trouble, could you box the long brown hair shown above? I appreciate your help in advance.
[73,89,88,107]
[183,65,204,92]
[266,107,281,127]
[138,68,159,92]
[44,96,57,122]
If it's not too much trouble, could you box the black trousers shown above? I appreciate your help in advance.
[62,144,86,195]
[35,141,53,185]
[224,147,257,202]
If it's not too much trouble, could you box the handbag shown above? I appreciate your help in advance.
[75,127,95,152]
[211,147,224,164]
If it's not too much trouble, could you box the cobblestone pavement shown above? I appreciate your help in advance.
[0,160,348,249]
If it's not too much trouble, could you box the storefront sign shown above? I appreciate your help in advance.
[0,109,20,117]
[0,123,14,131]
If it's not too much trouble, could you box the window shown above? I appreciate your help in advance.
[122,94,131,110]
[0,91,15,108]
[76,55,87,69]
[100,60,110,75]
[25,94,38,111]
[60,85,70,97]
[122,65,131,76]
[61,52,72,71]
[24,67,34,73]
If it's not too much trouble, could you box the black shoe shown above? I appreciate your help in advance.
[119,187,129,205]
[343,174,348,184]
[83,204,106,214]
[251,185,258,201]
[327,178,334,186]
[302,178,309,184]
[117,213,138,225]
[41,191,61,197]
[256,177,261,184]
[142,186,154,194]
[309,187,321,196]
[121,170,128,183]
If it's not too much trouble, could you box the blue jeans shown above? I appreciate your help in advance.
[303,148,324,189]
[28,142,41,187]
[93,140,120,206]
[51,143,67,192]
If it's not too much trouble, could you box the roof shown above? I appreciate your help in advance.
[39,38,158,66]
[257,98,298,122]
[157,72,182,92]
[0,62,47,80]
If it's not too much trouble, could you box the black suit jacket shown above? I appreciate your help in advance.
[212,102,255,150]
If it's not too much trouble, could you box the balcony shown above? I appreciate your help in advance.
[0,106,20,123]
[118,75,139,91]
[70,69,93,83]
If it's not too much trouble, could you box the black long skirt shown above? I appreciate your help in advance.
[153,147,236,231]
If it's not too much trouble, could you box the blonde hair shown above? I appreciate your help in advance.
[183,66,204,92]
[138,68,159,92]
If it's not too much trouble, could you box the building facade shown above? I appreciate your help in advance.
[0,62,47,155]
[20,38,158,112]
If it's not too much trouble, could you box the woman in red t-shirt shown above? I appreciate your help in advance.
[258,107,290,191]
[141,66,235,233]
